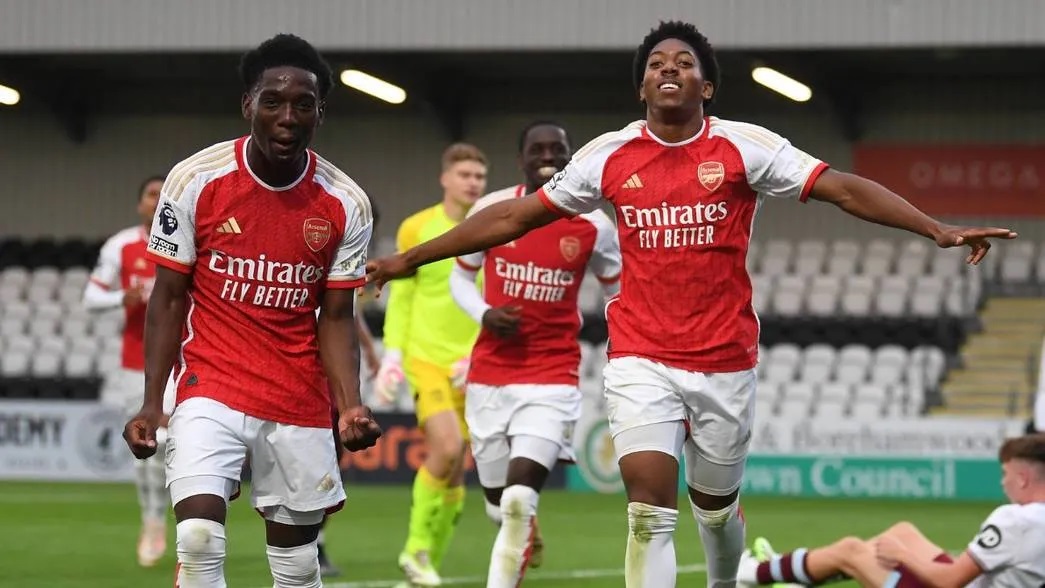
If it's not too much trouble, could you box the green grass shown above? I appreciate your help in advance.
[0,482,997,587]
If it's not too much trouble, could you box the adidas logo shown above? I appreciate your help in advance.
[216,217,242,234]
[621,174,643,189]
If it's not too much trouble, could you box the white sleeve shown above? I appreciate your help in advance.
[967,505,1021,572]
[147,185,199,271]
[584,211,622,296]
[450,262,490,324]
[327,193,374,289]
[717,121,828,201]
[82,281,125,310]
[83,237,125,310]
[539,131,624,216]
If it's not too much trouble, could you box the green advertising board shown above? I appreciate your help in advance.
[568,417,1005,501]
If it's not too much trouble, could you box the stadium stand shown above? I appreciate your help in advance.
[0,235,1041,420]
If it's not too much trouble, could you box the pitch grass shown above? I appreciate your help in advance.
[0,482,995,587]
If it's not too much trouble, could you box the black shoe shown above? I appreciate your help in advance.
[318,544,341,578]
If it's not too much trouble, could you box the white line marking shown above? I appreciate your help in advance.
[319,563,707,588]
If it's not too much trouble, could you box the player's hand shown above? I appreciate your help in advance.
[365,254,414,293]
[123,283,146,308]
[450,357,470,391]
[873,536,906,570]
[123,407,162,459]
[338,405,382,452]
[482,305,523,338]
[933,225,1017,265]
[373,354,405,405]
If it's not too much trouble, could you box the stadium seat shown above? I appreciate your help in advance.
[818,382,852,405]
[64,352,95,378]
[1,351,31,377]
[814,401,846,421]
[777,397,810,419]
[849,399,883,421]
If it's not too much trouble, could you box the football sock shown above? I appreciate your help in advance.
[430,484,466,569]
[404,466,447,556]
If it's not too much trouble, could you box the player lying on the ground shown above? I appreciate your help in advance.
[450,121,621,587]
[738,433,1045,588]
[366,20,1016,588]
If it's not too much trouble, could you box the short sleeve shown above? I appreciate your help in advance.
[584,211,622,283]
[327,198,374,289]
[537,127,633,217]
[146,184,198,273]
[716,121,828,202]
[89,236,123,289]
[967,505,1021,572]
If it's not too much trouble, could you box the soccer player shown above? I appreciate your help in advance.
[365,20,1017,588]
[450,121,622,587]
[738,433,1045,587]
[84,174,174,567]
[121,34,381,588]
[374,143,487,586]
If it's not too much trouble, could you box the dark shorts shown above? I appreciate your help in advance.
[892,553,953,587]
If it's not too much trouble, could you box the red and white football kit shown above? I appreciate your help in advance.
[451,184,621,488]
[146,137,372,516]
[84,226,164,415]
[537,118,827,494]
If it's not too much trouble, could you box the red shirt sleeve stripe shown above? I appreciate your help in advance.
[89,277,112,290]
[596,272,621,284]
[799,162,830,203]
[456,258,482,271]
[326,277,366,289]
[536,188,574,218]
[146,251,193,274]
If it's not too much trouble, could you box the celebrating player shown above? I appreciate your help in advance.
[374,143,487,586]
[84,174,174,567]
[366,20,1017,588]
[450,121,621,587]
[122,34,381,588]
[739,433,1045,587]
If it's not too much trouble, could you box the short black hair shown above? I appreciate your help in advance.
[238,33,334,99]
[517,120,571,154]
[633,21,721,106]
[138,175,165,201]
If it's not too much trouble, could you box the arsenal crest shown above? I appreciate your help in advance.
[303,218,332,252]
[560,236,581,262]
[697,161,725,192]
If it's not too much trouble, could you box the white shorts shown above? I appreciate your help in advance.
[165,397,346,513]
[465,383,581,488]
[603,356,756,468]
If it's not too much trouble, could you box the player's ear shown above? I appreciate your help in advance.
[241,92,253,120]
[317,101,326,126]
[702,81,715,102]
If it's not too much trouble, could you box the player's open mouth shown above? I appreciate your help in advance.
[658,81,681,92]
[537,166,558,178]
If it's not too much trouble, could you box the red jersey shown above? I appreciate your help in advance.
[457,185,621,386]
[538,118,828,373]
[145,137,373,428]
[89,226,155,370]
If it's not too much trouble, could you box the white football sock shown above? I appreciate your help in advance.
[486,485,538,588]
[175,518,226,588]
[625,502,678,588]
[267,541,322,588]
[691,499,745,588]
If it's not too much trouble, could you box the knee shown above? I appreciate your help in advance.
[177,518,226,557]
[884,521,918,540]
[627,502,678,540]
[689,495,739,529]
[431,435,466,463]
[499,485,538,522]
[835,536,869,557]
